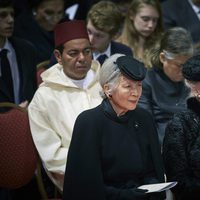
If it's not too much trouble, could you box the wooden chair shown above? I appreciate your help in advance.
[37,60,50,86]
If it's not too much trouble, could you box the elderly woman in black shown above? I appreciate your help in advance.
[62,54,165,200]
[163,54,200,200]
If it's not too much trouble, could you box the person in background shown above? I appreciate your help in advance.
[13,0,66,64]
[62,54,165,200]
[28,20,102,192]
[163,53,200,200]
[138,27,194,145]
[49,1,132,67]
[0,0,39,199]
[86,0,133,65]
[161,0,200,45]
[0,0,37,107]
[116,0,163,68]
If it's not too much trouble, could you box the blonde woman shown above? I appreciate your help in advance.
[116,0,163,68]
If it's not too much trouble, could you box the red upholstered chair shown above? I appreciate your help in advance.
[0,102,61,199]
[0,102,38,189]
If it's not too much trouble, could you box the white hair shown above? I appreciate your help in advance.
[99,53,125,98]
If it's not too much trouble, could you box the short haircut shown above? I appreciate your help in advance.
[151,27,194,68]
[86,1,123,38]
[99,53,125,98]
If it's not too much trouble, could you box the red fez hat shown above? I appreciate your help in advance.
[54,20,89,47]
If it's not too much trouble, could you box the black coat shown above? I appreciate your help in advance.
[63,99,165,200]
[138,67,190,144]
[110,40,133,56]
[163,97,200,200]
[161,0,200,44]
[0,37,37,104]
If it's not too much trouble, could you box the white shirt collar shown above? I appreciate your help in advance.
[0,38,12,52]
[93,43,111,60]
[61,68,95,89]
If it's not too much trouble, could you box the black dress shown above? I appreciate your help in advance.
[163,97,200,200]
[63,99,165,200]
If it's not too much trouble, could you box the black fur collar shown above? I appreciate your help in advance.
[187,97,200,118]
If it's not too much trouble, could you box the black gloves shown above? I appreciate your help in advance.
[118,187,148,199]
[130,188,148,197]
[105,184,148,200]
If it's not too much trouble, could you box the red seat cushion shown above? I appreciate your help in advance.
[0,107,38,188]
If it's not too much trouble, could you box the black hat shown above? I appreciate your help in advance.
[115,56,146,81]
[182,54,200,81]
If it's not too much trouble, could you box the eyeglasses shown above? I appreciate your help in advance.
[166,59,183,68]
[163,50,184,68]
[33,9,64,22]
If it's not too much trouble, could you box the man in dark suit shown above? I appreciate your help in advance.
[161,0,200,45]
[49,0,132,67]
[0,0,37,107]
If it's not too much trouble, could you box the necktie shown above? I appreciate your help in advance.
[97,54,108,65]
[0,49,14,99]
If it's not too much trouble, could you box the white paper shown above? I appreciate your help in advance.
[138,181,177,193]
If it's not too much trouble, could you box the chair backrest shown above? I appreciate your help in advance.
[37,60,50,86]
[0,102,38,189]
